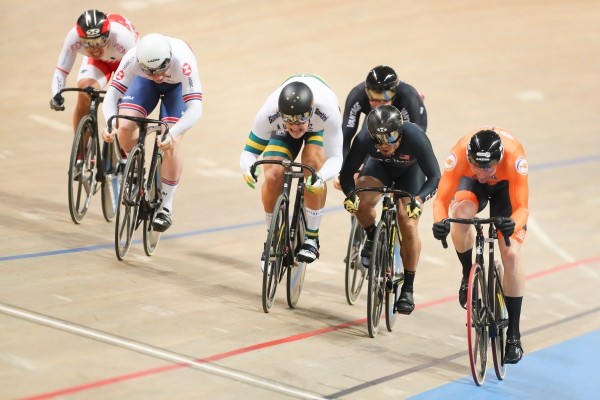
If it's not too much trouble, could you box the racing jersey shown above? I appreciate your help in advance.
[433,127,529,233]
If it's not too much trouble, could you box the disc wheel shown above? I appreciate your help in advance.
[115,146,143,260]
[345,216,366,305]
[262,195,286,313]
[287,208,307,309]
[367,221,387,338]
[467,263,488,386]
[143,154,162,256]
[491,261,508,380]
[68,115,98,224]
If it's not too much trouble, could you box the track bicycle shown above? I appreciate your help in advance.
[440,217,510,386]
[350,186,415,338]
[107,115,169,261]
[249,159,317,313]
[55,87,123,224]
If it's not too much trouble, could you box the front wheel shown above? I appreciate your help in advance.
[143,154,163,256]
[115,146,143,260]
[367,220,387,338]
[287,207,307,309]
[467,263,488,386]
[262,195,287,313]
[101,140,123,222]
[68,115,98,224]
[345,216,366,305]
[385,230,402,332]
[491,261,507,380]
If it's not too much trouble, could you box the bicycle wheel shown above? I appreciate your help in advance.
[491,260,508,380]
[367,220,387,338]
[115,146,143,260]
[101,140,123,222]
[385,231,402,332]
[287,207,307,309]
[143,154,163,256]
[67,115,98,224]
[262,195,287,313]
[466,263,489,386]
[345,216,367,305]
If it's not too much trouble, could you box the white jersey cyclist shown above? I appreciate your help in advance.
[51,13,138,96]
[102,35,203,139]
[240,74,343,182]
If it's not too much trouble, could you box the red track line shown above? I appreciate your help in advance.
[20,256,600,400]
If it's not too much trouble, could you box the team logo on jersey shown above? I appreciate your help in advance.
[182,63,192,76]
[116,70,125,80]
[515,156,529,175]
[315,108,328,121]
[444,152,457,171]
[269,112,280,124]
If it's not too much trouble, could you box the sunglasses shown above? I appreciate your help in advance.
[281,111,311,125]
[366,88,396,102]
[82,35,109,49]
[139,58,171,76]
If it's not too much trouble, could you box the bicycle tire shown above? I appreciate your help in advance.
[101,141,123,222]
[115,145,143,260]
[467,263,488,386]
[345,216,367,305]
[286,207,307,309]
[491,260,508,380]
[68,115,98,224]
[143,154,163,256]
[367,220,387,338]
[262,195,287,313]
[385,231,402,332]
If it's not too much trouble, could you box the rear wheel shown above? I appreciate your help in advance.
[115,146,143,260]
[287,207,307,309]
[68,115,98,224]
[143,154,163,256]
[101,141,123,222]
[367,220,387,338]
[467,263,488,386]
[491,261,508,380]
[262,195,287,313]
[345,216,366,305]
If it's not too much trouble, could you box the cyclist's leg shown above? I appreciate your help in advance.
[491,190,526,363]
[450,177,488,308]
[297,135,325,262]
[74,58,111,134]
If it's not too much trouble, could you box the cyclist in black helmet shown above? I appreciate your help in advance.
[240,74,344,267]
[50,10,138,136]
[340,104,440,314]
[334,65,427,190]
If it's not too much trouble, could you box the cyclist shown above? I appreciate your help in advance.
[431,127,529,364]
[50,10,138,134]
[334,65,427,190]
[239,74,343,266]
[340,105,440,314]
[102,33,204,232]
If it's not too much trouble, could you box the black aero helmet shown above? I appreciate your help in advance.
[76,10,110,48]
[278,81,314,124]
[467,129,504,168]
[365,65,398,92]
[367,105,404,145]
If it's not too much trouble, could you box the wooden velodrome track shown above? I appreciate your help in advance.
[2,1,599,399]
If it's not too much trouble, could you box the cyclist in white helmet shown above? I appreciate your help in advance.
[102,33,204,233]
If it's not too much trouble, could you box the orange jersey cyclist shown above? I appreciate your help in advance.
[432,127,529,364]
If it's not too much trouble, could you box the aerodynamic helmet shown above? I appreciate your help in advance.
[136,33,172,75]
[278,81,314,124]
[366,104,404,145]
[467,129,504,168]
[76,10,110,48]
[365,65,398,101]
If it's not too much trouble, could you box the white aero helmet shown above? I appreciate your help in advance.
[136,33,172,75]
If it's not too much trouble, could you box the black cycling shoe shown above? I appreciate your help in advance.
[505,338,524,364]
[395,290,415,315]
[360,239,373,267]
[459,276,468,310]
[152,208,172,232]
